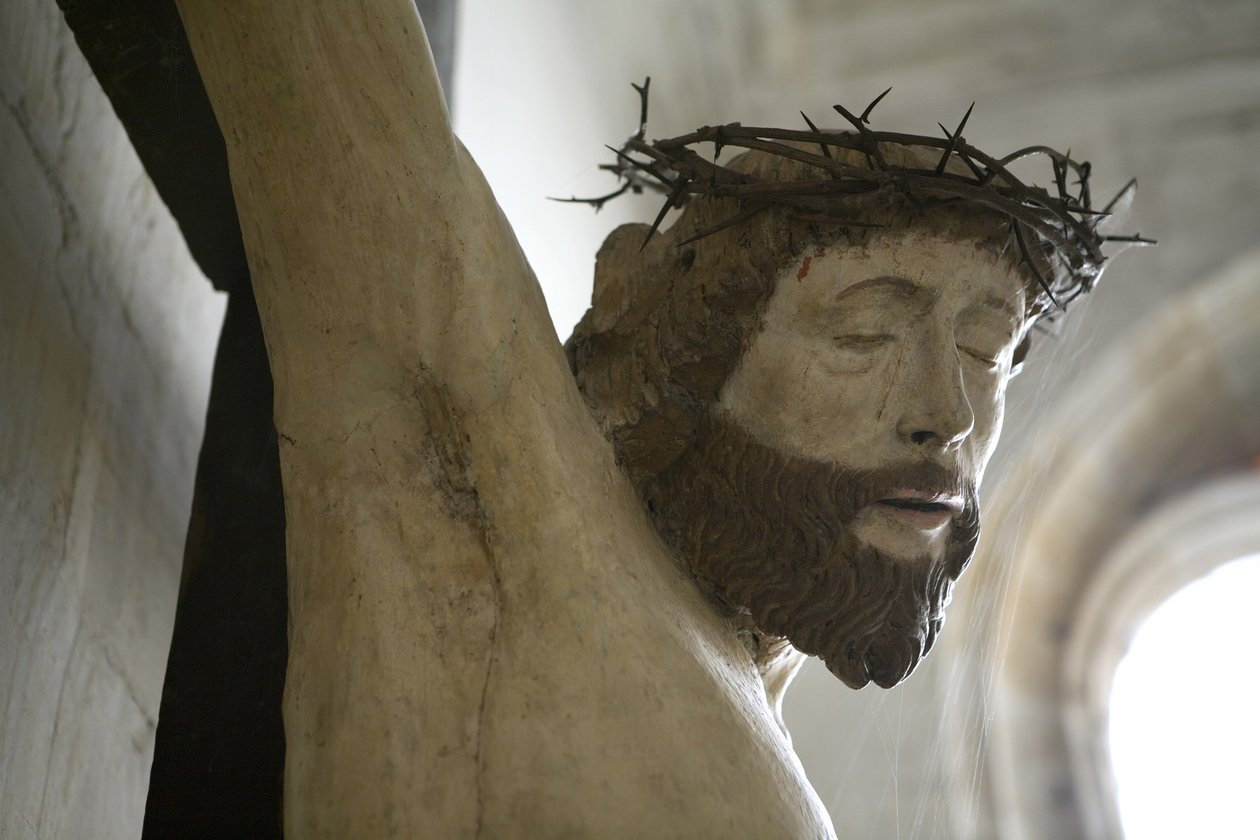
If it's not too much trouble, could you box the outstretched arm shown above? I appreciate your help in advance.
[177,0,555,428]
[176,2,604,835]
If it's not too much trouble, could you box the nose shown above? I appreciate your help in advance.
[895,346,975,450]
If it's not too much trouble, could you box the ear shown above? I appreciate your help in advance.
[585,223,655,333]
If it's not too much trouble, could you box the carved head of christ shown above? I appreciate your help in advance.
[567,147,1041,688]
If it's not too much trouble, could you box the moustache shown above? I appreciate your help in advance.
[782,456,977,529]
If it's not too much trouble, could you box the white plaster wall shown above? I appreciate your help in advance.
[0,0,225,836]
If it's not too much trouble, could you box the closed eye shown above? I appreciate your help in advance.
[959,345,1002,367]
[833,334,892,349]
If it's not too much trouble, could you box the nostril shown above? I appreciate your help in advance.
[910,430,935,445]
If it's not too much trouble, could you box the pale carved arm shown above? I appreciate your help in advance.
[177,0,551,428]
[176,2,610,835]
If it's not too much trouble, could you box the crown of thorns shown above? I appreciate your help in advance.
[559,79,1153,316]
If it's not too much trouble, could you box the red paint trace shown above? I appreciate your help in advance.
[796,255,812,280]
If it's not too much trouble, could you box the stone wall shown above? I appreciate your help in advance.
[0,0,224,836]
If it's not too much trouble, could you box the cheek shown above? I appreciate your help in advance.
[968,379,1009,478]
[723,333,799,412]
[721,331,874,459]
[775,335,874,415]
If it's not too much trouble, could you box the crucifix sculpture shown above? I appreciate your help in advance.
[165,1,1144,835]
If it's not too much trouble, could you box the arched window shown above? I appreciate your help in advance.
[1109,554,1260,839]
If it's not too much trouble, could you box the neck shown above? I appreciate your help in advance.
[728,611,807,734]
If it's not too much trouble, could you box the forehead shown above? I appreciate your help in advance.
[776,230,1027,324]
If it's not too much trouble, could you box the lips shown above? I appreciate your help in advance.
[871,488,963,530]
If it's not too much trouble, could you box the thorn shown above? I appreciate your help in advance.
[547,180,634,210]
[860,87,893,123]
[1052,158,1070,203]
[1102,233,1157,245]
[832,102,865,132]
[935,101,975,175]
[1102,177,1137,214]
[1012,221,1060,309]
[603,144,668,185]
[631,77,651,141]
[641,177,689,250]
[675,203,769,246]
[800,111,835,169]
[955,148,987,182]
[957,101,977,135]
[834,102,886,170]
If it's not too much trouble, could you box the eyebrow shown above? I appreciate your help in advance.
[835,275,1024,325]
[832,275,919,305]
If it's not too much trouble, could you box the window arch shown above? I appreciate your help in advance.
[1107,551,1260,839]
[937,247,1260,838]
[1064,477,1260,838]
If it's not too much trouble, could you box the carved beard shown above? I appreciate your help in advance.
[643,415,980,689]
